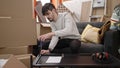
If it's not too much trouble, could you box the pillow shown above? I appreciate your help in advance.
[83,26,101,44]
[81,24,93,42]
[81,21,110,44]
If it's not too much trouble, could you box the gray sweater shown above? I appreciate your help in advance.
[48,12,80,50]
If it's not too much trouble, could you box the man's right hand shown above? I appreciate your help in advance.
[38,32,55,41]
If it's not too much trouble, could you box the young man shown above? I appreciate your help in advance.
[37,3,81,55]
[110,4,120,30]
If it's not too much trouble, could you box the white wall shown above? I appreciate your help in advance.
[37,0,50,5]
[39,0,91,21]
[63,0,91,21]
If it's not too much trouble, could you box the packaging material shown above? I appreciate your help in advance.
[36,23,40,38]
[100,15,111,22]
[0,46,31,55]
[40,23,51,35]
[15,54,36,68]
[0,0,37,48]
[0,54,27,68]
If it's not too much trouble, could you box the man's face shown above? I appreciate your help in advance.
[44,10,54,22]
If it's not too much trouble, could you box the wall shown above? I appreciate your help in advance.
[63,0,91,22]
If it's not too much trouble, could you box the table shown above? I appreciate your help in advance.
[31,53,120,68]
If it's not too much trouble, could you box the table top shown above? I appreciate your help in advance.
[32,53,120,67]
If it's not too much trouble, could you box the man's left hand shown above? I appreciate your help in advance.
[40,49,50,54]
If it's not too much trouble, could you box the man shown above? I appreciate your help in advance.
[37,3,81,55]
[110,4,120,30]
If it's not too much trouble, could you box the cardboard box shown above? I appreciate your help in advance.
[0,46,31,55]
[0,0,37,48]
[36,23,40,38]
[40,23,51,35]
[100,15,111,22]
[0,19,37,47]
[0,54,27,68]
[15,54,36,68]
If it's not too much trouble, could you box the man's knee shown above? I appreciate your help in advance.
[70,39,81,53]
[70,39,81,48]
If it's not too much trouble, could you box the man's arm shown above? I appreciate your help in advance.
[54,13,75,37]
[111,6,120,22]
[40,35,59,54]
[48,36,59,51]
[38,32,55,41]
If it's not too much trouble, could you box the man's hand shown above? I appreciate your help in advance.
[38,32,55,41]
[40,49,50,54]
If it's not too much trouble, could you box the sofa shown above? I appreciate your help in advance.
[33,22,120,59]
[52,22,120,57]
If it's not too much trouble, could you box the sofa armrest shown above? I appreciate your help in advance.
[104,30,120,56]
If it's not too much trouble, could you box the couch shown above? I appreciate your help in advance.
[33,22,120,59]
[53,22,120,57]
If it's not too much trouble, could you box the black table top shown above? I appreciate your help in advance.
[32,53,120,67]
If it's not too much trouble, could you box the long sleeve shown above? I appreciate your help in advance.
[50,23,56,32]
[54,13,79,37]
[48,12,80,51]
[111,5,120,21]
[48,36,59,51]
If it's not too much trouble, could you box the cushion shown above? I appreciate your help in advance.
[81,21,110,43]
[83,25,100,44]
[81,24,93,42]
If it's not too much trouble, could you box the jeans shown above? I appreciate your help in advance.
[33,39,81,56]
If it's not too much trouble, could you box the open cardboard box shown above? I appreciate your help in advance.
[0,54,27,68]
[0,0,37,48]
[0,46,31,55]
[40,23,51,35]
[15,54,36,68]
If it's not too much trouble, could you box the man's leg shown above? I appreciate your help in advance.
[32,40,42,56]
[51,39,71,53]
[70,39,81,54]
[52,39,81,54]
[40,40,50,50]
[32,40,50,56]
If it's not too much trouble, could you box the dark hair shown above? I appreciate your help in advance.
[42,3,56,15]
